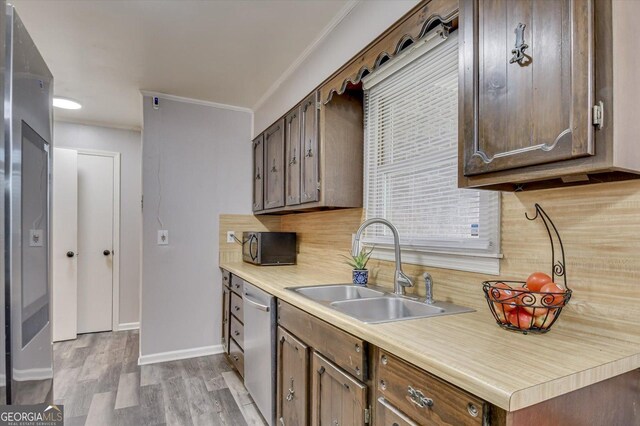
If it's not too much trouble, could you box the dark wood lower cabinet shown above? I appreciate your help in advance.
[221,285,230,353]
[277,326,309,426]
[311,351,368,426]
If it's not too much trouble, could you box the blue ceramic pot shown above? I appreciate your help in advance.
[352,269,369,286]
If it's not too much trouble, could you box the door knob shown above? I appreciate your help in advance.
[66,251,75,258]
[103,250,111,256]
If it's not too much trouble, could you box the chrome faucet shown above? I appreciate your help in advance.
[352,218,413,296]
[423,272,434,305]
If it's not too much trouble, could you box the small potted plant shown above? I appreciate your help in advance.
[343,247,374,286]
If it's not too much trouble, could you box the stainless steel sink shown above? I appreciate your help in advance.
[292,284,385,303]
[330,297,473,324]
[289,284,474,323]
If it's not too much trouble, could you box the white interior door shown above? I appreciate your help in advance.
[77,153,114,334]
[52,148,78,342]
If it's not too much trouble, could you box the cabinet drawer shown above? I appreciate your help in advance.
[230,314,244,349]
[278,300,366,379]
[222,269,231,288]
[376,397,418,426]
[229,338,244,378]
[230,274,244,296]
[376,350,486,426]
[231,292,243,323]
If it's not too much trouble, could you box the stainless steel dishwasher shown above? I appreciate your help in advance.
[243,281,276,426]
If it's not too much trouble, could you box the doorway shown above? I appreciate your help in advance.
[52,148,121,341]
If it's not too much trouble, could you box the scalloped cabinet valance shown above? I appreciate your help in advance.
[319,0,458,105]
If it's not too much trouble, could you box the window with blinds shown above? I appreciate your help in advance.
[362,28,501,274]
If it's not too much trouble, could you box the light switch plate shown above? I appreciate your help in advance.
[227,231,236,243]
[157,230,169,245]
[29,229,44,247]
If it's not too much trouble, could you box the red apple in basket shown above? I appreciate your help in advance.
[525,272,553,291]
[492,303,509,324]
[533,308,558,329]
[539,282,567,307]
[508,309,534,330]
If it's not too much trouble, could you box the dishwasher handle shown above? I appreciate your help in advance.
[244,293,270,312]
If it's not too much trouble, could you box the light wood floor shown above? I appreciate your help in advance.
[54,330,266,426]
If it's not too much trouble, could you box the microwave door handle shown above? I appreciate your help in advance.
[243,294,270,312]
[249,235,259,261]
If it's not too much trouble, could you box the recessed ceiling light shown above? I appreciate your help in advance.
[53,96,82,110]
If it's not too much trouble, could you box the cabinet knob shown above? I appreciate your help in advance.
[234,331,240,336]
[66,251,75,258]
[234,306,240,311]
[467,403,479,417]
[103,249,111,256]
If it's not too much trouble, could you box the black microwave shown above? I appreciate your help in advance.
[242,232,297,265]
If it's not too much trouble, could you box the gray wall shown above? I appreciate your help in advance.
[54,121,142,325]
[253,0,419,135]
[140,96,251,357]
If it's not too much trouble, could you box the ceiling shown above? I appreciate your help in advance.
[11,0,352,130]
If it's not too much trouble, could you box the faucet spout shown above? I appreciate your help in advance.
[353,218,413,295]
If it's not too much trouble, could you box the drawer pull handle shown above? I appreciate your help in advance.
[234,306,240,311]
[234,331,240,336]
[355,343,361,353]
[381,355,388,365]
[286,378,295,402]
[408,386,433,408]
[233,355,239,362]
[467,403,479,417]
[380,379,387,390]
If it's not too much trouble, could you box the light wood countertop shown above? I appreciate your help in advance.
[220,261,640,412]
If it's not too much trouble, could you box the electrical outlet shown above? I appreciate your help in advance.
[157,230,169,245]
[29,229,44,247]
[227,231,236,243]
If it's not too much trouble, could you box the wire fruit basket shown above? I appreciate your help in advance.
[482,204,572,334]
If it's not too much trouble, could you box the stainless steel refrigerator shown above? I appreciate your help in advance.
[1,2,54,404]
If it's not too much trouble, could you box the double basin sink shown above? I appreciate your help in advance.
[289,284,473,324]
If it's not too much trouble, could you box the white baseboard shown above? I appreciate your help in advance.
[117,322,140,331]
[12,367,53,381]
[138,344,224,366]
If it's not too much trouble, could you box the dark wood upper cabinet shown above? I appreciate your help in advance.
[459,0,640,190]
[264,120,285,210]
[253,90,363,214]
[300,92,319,204]
[285,108,302,206]
[462,0,594,176]
[252,134,264,212]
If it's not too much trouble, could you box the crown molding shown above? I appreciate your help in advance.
[251,0,360,111]
[140,90,253,114]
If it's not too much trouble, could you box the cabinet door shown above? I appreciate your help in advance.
[222,286,230,354]
[285,108,302,206]
[264,120,286,209]
[300,93,319,204]
[461,0,595,176]
[277,327,309,426]
[375,397,418,426]
[252,134,264,211]
[311,351,367,426]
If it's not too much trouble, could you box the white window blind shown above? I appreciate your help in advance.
[362,28,501,274]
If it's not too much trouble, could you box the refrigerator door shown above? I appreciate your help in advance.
[5,6,54,404]
[243,281,276,426]
[0,0,5,405]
